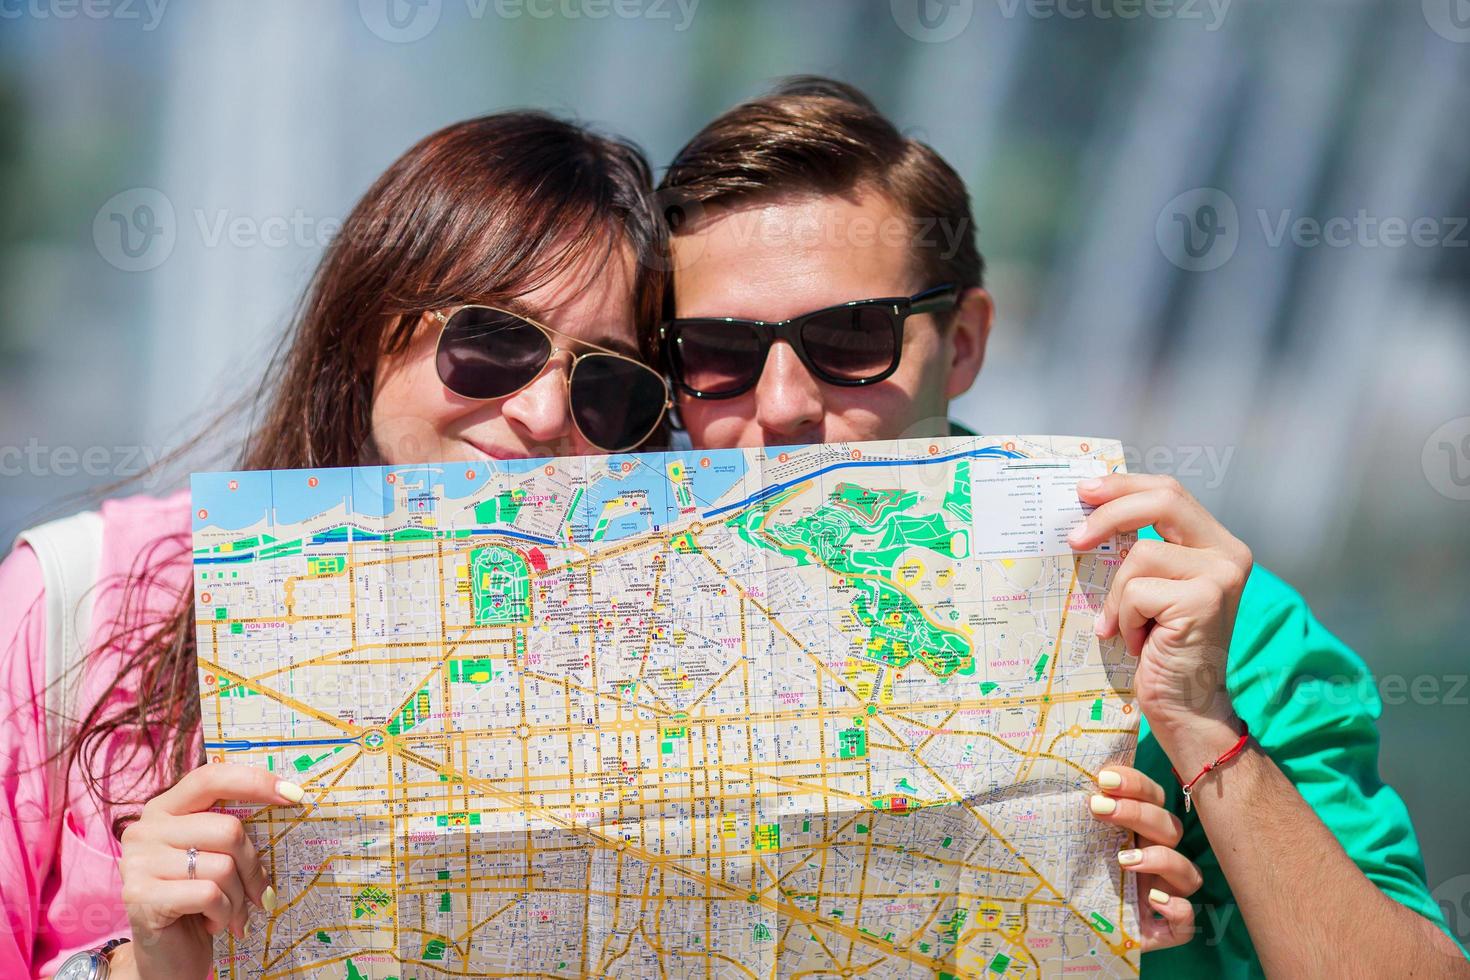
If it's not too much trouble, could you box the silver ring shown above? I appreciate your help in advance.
[186,846,199,880]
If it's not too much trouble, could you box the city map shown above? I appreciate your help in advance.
[191,434,1142,979]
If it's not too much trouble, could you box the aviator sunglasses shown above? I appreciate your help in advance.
[433,305,671,453]
[660,284,959,399]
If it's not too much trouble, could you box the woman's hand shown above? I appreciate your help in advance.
[119,763,305,980]
[1071,474,1253,764]
[1089,764,1203,950]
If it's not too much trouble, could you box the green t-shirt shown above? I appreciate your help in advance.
[1134,527,1467,975]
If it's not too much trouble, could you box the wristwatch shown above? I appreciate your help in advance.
[54,938,131,980]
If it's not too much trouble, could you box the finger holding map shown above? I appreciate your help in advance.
[1092,764,1202,952]
[1072,474,1253,765]
[120,764,303,979]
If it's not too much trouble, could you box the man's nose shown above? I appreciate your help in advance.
[754,341,824,443]
[499,356,575,450]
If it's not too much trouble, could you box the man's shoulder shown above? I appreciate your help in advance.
[1229,560,1362,681]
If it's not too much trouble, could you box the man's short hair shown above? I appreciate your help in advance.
[660,75,983,295]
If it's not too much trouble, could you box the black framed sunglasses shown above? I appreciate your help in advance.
[659,284,960,399]
[433,305,671,453]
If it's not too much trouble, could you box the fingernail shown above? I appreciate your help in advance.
[276,780,305,804]
[1117,849,1143,866]
[1097,770,1122,790]
[1078,478,1102,493]
[1067,524,1088,546]
[262,885,277,913]
[1093,614,1108,637]
[1148,888,1170,905]
[1089,794,1117,815]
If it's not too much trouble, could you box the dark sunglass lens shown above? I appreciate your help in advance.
[436,307,551,399]
[800,306,898,381]
[570,356,667,451]
[669,321,765,396]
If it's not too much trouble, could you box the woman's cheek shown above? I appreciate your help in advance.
[370,341,471,464]
[371,412,451,465]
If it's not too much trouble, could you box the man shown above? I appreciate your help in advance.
[656,76,1468,975]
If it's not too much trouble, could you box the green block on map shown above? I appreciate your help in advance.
[990,952,1012,972]
[449,657,495,684]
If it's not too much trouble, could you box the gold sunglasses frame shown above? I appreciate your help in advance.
[431,305,672,454]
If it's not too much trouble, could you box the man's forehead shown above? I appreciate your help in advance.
[671,192,919,320]
[678,190,910,251]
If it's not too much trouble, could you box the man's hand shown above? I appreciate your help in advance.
[1070,474,1254,767]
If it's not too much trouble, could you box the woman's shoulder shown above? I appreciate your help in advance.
[3,486,193,649]
[10,487,191,555]
[96,486,192,550]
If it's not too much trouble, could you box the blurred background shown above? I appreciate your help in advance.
[1,0,1467,943]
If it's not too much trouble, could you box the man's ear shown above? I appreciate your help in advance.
[945,287,993,400]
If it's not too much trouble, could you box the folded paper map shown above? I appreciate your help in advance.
[191,434,1141,978]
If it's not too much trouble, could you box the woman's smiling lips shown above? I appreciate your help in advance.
[461,437,564,464]
[462,436,540,461]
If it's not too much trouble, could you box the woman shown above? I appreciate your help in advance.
[0,111,671,979]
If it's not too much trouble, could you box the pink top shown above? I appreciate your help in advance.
[0,489,197,977]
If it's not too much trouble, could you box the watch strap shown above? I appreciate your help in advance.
[99,937,131,958]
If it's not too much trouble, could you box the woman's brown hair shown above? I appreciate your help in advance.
[49,110,667,825]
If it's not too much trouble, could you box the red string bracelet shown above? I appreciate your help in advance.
[1171,719,1251,813]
